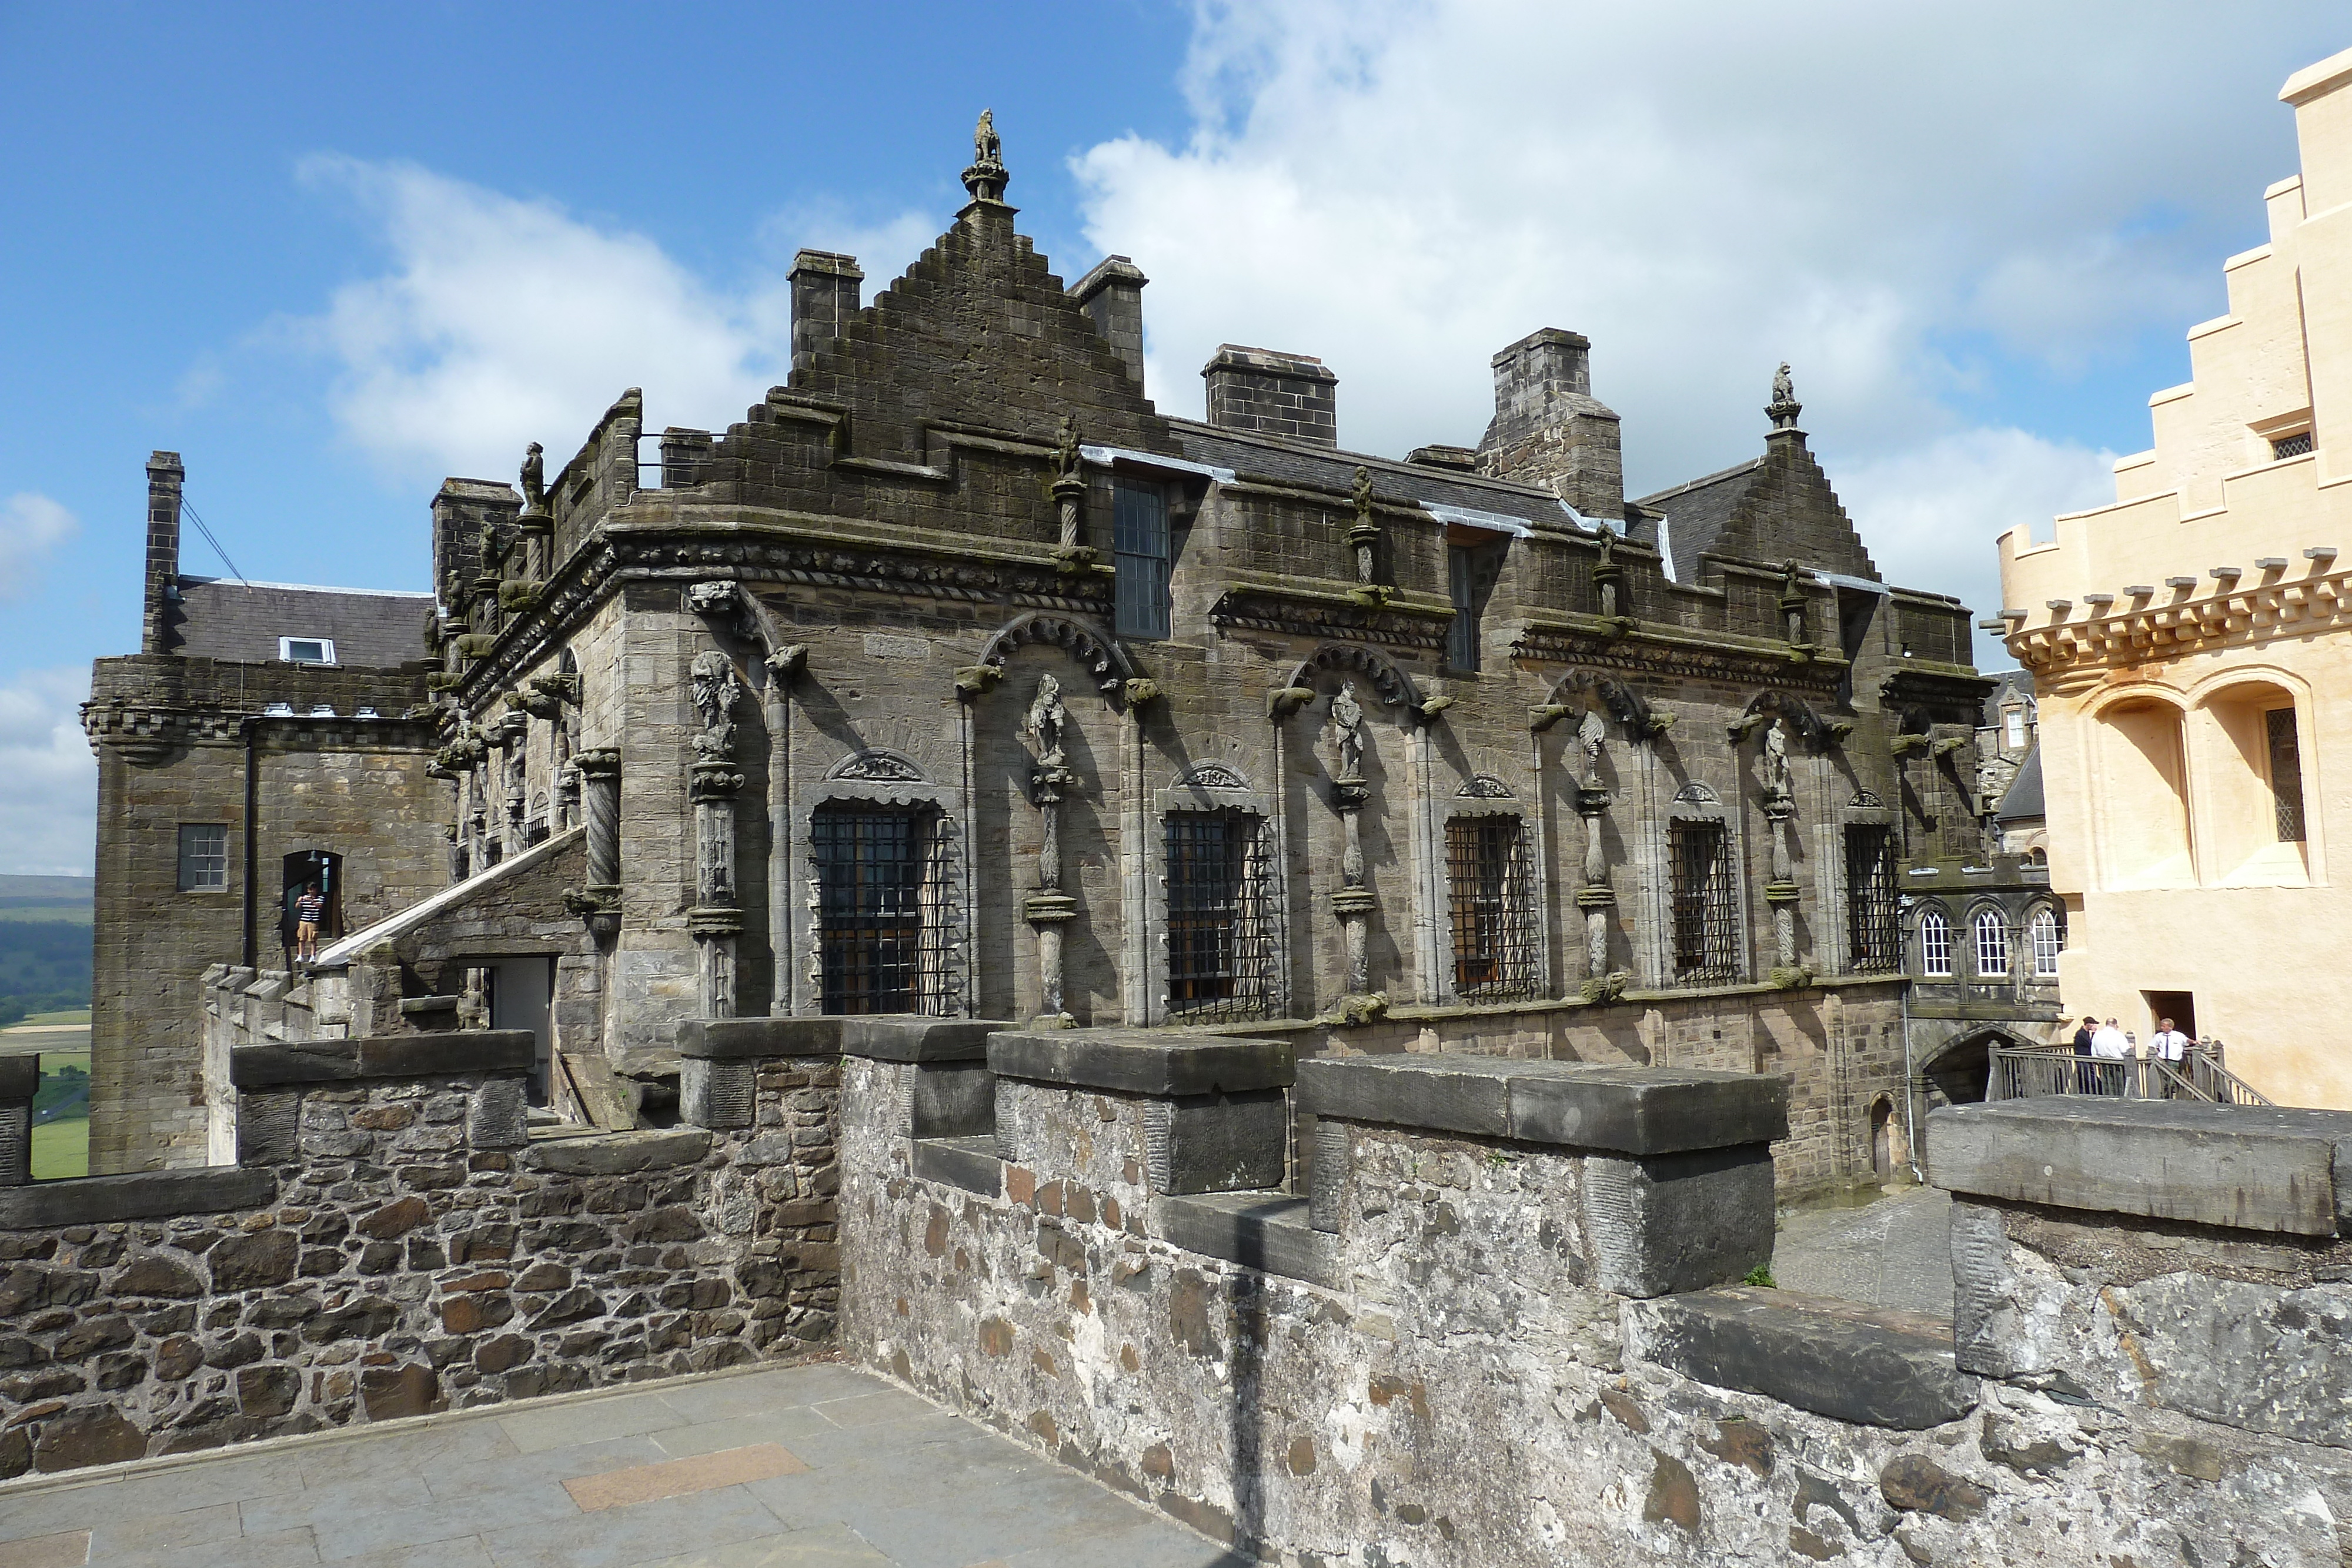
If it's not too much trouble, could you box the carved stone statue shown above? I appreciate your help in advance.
[1352,466,1373,522]
[1595,524,1616,569]
[1772,362,1794,407]
[1054,414,1081,483]
[1331,682,1365,782]
[974,109,1002,168]
[1027,673,1067,773]
[1763,717,1790,797]
[689,651,741,761]
[520,442,546,515]
[1576,707,1606,787]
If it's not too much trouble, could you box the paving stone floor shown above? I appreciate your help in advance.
[1771,1184,1955,1319]
[0,1360,1248,1568]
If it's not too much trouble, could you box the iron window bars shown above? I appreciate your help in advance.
[2269,707,2307,842]
[1843,824,1900,973]
[812,803,953,1015]
[1164,809,1276,1021]
[1446,814,1539,998]
[1669,820,1739,984]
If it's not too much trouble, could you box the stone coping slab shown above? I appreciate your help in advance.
[1297,1054,1788,1155]
[1155,1192,1342,1291]
[1928,1099,2351,1236]
[524,1128,713,1176]
[843,1017,1015,1062]
[230,1031,535,1088]
[675,1017,843,1059]
[1629,1286,1978,1430]
[987,1028,1294,1096]
[0,1166,278,1231]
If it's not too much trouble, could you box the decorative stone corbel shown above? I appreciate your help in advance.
[1932,735,1970,758]
[1889,734,1930,758]
[1725,713,1770,745]
[1123,677,1161,708]
[1826,720,1855,745]
[766,643,807,684]
[1414,696,1455,724]
[954,664,1004,698]
[1529,704,1573,733]
[1267,686,1315,721]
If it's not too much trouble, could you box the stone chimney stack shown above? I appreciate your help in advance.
[1476,328,1623,521]
[1072,255,1149,392]
[141,450,184,655]
[1201,345,1338,446]
[788,250,864,371]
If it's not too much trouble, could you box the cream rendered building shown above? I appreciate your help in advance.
[1996,46,2352,1109]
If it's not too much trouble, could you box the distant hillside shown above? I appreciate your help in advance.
[0,877,91,1024]
[0,875,92,925]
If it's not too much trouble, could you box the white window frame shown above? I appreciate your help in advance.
[1973,908,2010,978]
[1917,907,1952,978]
[2027,908,2062,977]
[279,636,336,666]
[177,823,229,892]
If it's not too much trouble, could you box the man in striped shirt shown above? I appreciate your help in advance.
[294,884,326,964]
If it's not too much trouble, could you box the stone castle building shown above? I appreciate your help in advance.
[85,125,2019,1185]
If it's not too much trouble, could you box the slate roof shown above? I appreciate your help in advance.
[175,577,433,668]
[1634,459,1765,584]
[1168,420,1576,531]
[1996,748,2044,823]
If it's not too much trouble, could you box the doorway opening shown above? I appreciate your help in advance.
[483,957,557,1105]
[279,850,343,965]
[1869,1096,1896,1178]
[2143,989,2197,1039]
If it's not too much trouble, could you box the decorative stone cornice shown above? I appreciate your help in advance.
[2003,566,2350,681]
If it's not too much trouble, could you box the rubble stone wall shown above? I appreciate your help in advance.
[0,1033,840,1478]
[840,1049,2352,1567]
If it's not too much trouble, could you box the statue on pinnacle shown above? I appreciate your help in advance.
[963,109,1010,205]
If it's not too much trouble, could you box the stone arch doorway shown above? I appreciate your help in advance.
[1869,1095,1897,1178]
[1919,1026,2029,1108]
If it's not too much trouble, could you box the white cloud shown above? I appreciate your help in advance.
[1070,1,2328,503]
[289,157,806,485]
[0,668,93,876]
[1830,429,2117,664]
[0,494,77,601]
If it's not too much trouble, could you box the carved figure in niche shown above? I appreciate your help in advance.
[1773,362,1795,407]
[1763,717,1790,797]
[1027,673,1067,773]
[1595,524,1616,568]
[520,442,546,515]
[477,514,500,570]
[1331,682,1365,782]
[1352,466,1373,522]
[1576,707,1606,787]
[1054,415,1081,483]
[690,650,741,761]
[974,109,1001,166]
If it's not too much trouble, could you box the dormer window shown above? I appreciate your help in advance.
[279,636,335,665]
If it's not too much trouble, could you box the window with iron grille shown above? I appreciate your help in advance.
[1668,820,1739,984]
[1972,908,2009,978]
[2028,908,2063,977]
[177,824,228,892]
[1917,907,1952,977]
[2272,430,2314,460]
[812,803,950,1015]
[1164,809,1275,1021]
[1843,824,1899,972]
[2268,707,2306,842]
[1446,814,1537,997]
[1114,481,1171,641]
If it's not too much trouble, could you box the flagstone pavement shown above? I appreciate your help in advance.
[0,1360,1251,1567]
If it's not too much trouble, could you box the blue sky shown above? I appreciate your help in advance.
[2,2,2344,872]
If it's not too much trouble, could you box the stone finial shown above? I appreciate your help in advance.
[963,109,1010,205]
[1767,362,1802,431]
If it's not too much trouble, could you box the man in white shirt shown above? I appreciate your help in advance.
[2090,1018,2129,1059]
[2150,1017,2193,1097]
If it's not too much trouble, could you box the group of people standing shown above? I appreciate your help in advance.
[2069,1013,2194,1093]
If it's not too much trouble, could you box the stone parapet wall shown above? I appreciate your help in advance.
[0,1028,841,1479]
[840,1031,2352,1566]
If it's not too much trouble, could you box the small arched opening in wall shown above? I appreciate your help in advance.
[2187,670,2317,888]
[1869,1094,1898,1178]
[1920,1027,2026,1108]
[2089,691,2194,890]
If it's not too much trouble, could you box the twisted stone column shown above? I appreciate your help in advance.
[1328,682,1377,1004]
[691,757,745,1019]
[576,749,621,896]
